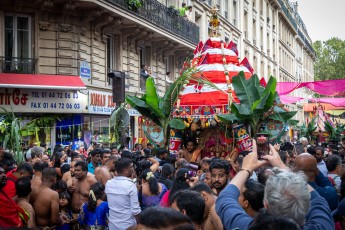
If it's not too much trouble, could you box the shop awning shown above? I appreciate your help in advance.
[0,73,86,90]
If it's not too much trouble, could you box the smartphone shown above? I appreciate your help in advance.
[186,162,199,178]
[187,170,197,178]
[255,133,269,159]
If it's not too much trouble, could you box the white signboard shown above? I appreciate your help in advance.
[0,88,87,113]
[128,109,141,116]
[88,90,116,115]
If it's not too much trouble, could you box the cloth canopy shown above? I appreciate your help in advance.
[280,95,304,104]
[277,79,345,97]
[280,95,345,107]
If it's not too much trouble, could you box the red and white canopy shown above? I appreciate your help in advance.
[173,37,254,118]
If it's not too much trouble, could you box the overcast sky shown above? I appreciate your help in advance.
[297,0,345,42]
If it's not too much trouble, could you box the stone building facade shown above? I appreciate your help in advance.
[0,0,199,148]
[0,0,314,148]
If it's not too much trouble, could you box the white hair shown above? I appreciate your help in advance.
[299,137,308,143]
[264,171,310,226]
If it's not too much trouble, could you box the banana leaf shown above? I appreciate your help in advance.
[169,118,187,130]
[145,77,165,119]
[232,72,260,106]
[269,111,297,122]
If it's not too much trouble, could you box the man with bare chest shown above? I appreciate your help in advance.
[30,161,48,205]
[179,141,201,163]
[94,149,111,176]
[95,155,119,185]
[33,167,62,227]
[62,156,82,187]
[68,161,97,215]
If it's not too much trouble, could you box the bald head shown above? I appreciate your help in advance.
[294,153,317,181]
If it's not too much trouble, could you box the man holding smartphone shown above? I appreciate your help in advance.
[216,140,334,230]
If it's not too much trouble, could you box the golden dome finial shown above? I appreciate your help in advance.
[209,5,220,37]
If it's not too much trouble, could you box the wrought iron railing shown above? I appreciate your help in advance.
[277,0,297,30]
[106,0,200,45]
[298,30,315,55]
[0,57,36,74]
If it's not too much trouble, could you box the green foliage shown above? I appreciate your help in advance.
[126,67,219,148]
[313,38,345,80]
[218,72,297,135]
[0,108,23,163]
[110,104,130,148]
[127,0,142,10]
[21,115,61,141]
[299,118,317,141]
[324,121,345,141]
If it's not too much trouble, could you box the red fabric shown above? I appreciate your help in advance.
[160,190,171,207]
[2,170,17,198]
[335,222,342,230]
[0,73,86,90]
[240,57,254,73]
[227,41,239,56]
[180,91,229,105]
[202,54,238,65]
[0,191,23,227]
[202,39,227,51]
[188,71,251,84]
[260,77,267,87]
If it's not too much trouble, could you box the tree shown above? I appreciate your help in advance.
[313,38,345,80]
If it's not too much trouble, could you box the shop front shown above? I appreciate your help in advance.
[0,87,88,150]
[84,90,116,148]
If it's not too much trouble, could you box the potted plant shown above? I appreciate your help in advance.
[127,0,142,12]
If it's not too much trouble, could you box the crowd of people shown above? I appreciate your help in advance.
[0,136,345,229]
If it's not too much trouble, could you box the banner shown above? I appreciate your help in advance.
[0,88,87,113]
[88,90,116,115]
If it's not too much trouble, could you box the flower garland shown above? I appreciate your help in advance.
[221,42,233,113]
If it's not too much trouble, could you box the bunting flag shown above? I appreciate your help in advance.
[193,41,204,55]
[260,77,267,87]
[227,41,239,56]
[197,53,209,65]
[240,57,254,74]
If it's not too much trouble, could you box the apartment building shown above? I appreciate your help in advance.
[0,0,314,148]
[0,0,199,148]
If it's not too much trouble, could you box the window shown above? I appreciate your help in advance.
[139,47,146,68]
[224,0,229,19]
[232,0,237,26]
[5,15,31,59]
[106,36,114,85]
[139,47,146,91]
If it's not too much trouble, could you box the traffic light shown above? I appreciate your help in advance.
[108,71,125,104]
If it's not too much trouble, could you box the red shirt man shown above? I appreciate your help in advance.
[2,163,33,198]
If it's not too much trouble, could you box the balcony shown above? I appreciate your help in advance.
[0,57,36,74]
[277,0,297,31]
[106,0,200,45]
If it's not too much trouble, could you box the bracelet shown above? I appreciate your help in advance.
[240,169,252,178]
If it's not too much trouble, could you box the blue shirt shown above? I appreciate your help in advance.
[88,162,99,174]
[309,171,339,211]
[78,202,109,227]
[216,184,334,230]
